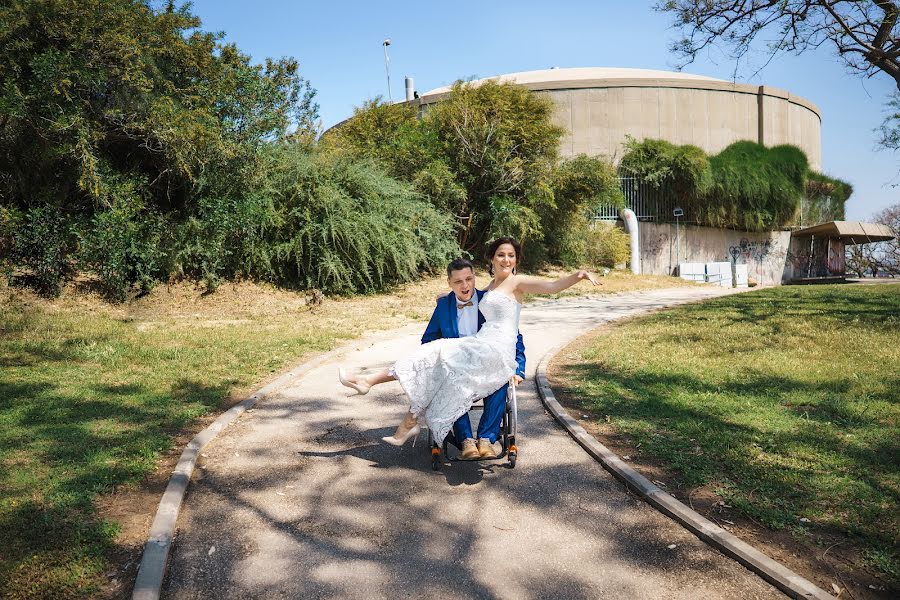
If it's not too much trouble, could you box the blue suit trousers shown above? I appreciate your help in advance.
[447,382,508,446]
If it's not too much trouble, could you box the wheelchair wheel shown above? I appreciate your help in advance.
[506,382,518,467]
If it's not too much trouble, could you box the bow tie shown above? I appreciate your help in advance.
[457,301,473,309]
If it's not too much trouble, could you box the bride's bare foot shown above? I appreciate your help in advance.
[338,368,371,395]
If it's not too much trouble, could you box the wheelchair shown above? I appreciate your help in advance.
[429,379,518,470]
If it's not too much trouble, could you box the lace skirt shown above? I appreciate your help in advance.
[391,334,516,445]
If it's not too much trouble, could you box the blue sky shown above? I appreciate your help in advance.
[189,0,898,220]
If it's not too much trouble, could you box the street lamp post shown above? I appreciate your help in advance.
[382,38,392,102]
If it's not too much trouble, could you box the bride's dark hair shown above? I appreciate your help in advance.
[486,237,522,276]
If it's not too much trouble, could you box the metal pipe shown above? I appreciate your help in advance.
[620,208,640,275]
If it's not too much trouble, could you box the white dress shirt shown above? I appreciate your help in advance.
[455,293,479,337]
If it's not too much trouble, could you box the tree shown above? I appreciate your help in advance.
[845,201,900,276]
[0,0,319,297]
[422,80,564,251]
[324,81,564,253]
[657,1,900,152]
[0,0,318,211]
[874,201,900,274]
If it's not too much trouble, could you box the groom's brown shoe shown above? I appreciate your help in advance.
[477,438,498,459]
[460,438,480,460]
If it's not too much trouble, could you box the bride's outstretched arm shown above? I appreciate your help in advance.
[514,270,600,295]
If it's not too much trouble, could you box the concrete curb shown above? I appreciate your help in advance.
[131,345,349,600]
[535,344,834,600]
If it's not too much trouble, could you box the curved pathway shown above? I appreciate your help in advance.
[162,286,784,599]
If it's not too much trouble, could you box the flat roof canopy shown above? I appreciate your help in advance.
[792,221,895,244]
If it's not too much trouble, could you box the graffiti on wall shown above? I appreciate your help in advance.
[729,238,772,263]
[728,237,787,281]
[644,233,667,257]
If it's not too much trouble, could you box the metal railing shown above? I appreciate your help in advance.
[594,173,677,222]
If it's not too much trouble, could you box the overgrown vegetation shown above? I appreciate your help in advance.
[261,148,458,293]
[3,1,626,299]
[552,284,900,585]
[619,137,712,208]
[704,141,808,231]
[323,84,626,264]
[0,0,459,301]
[803,171,851,226]
[620,138,850,231]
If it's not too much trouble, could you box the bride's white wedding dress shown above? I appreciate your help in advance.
[392,291,522,445]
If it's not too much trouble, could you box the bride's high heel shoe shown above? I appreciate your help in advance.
[382,413,420,447]
[338,368,370,395]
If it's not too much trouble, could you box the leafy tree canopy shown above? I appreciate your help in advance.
[326,80,567,254]
[0,0,319,211]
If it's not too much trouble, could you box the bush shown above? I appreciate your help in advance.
[72,171,168,301]
[0,205,20,280]
[544,155,625,265]
[585,222,631,268]
[12,205,74,296]
[619,138,712,208]
[805,172,850,225]
[169,192,275,291]
[704,142,807,231]
[263,147,458,294]
[79,205,166,302]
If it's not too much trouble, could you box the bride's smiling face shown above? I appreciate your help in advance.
[491,243,517,277]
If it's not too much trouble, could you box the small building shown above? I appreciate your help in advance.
[786,221,895,283]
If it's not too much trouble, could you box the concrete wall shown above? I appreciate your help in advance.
[638,222,792,285]
[544,82,821,169]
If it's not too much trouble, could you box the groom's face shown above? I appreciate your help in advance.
[448,267,475,302]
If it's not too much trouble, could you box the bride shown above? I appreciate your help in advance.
[339,237,600,446]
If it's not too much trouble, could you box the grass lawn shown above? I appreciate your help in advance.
[550,284,900,588]
[0,268,681,598]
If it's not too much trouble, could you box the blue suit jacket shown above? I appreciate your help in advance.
[421,289,526,378]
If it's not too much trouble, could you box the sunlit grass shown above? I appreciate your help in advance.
[552,283,900,582]
[0,268,684,597]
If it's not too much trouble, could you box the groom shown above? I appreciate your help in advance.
[421,257,526,460]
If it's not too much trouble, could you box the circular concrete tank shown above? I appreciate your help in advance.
[417,67,822,170]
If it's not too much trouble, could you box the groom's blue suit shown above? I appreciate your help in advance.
[421,289,526,446]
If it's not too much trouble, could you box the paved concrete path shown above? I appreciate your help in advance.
[162,286,784,599]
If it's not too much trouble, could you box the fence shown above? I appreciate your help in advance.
[595,173,676,222]
[598,173,841,228]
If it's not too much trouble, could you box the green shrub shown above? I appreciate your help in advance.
[805,172,851,225]
[73,172,167,301]
[619,138,712,208]
[0,206,20,280]
[585,221,631,268]
[170,192,275,291]
[263,147,458,294]
[704,142,807,231]
[79,205,166,302]
[544,155,625,265]
[12,205,74,296]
